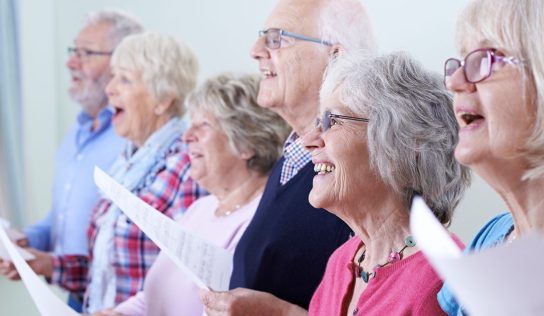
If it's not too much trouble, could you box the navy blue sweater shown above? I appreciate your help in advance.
[230,157,351,308]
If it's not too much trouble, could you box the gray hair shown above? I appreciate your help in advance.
[319,0,377,53]
[86,9,143,47]
[186,73,291,175]
[111,32,199,117]
[456,0,544,179]
[321,51,471,224]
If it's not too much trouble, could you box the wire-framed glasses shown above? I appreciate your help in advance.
[67,47,113,60]
[258,28,332,49]
[314,110,369,132]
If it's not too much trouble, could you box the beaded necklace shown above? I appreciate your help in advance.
[351,236,416,283]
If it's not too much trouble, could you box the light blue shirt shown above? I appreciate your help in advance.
[438,212,514,315]
[25,107,126,255]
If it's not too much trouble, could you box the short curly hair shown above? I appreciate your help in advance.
[186,73,291,175]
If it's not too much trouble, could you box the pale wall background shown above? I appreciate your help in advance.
[3,0,507,314]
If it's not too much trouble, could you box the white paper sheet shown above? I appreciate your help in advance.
[0,217,35,261]
[410,196,544,316]
[0,225,80,316]
[93,166,233,291]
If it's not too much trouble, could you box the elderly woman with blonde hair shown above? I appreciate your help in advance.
[439,0,544,314]
[94,73,290,316]
[3,32,205,313]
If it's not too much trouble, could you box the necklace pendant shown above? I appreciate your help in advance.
[388,251,401,263]
[361,270,370,283]
[405,236,416,247]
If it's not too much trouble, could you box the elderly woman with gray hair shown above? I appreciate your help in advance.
[203,51,469,316]
[15,31,204,313]
[93,73,290,316]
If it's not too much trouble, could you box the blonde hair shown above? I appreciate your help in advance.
[456,0,544,179]
[111,31,199,117]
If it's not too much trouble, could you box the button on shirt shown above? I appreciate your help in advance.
[24,107,126,255]
[280,132,312,185]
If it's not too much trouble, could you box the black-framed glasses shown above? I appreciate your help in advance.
[67,47,112,60]
[444,48,522,85]
[258,28,332,50]
[314,110,369,132]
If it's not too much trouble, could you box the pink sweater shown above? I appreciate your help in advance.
[114,194,260,316]
[309,236,447,316]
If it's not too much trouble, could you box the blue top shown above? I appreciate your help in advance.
[230,157,352,308]
[438,212,514,315]
[25,108,125,255]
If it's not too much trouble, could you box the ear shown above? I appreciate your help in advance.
[240,150,255,161]
[329,44,345,60]
[154,97,175,116]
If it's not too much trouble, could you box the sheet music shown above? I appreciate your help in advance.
[0,225,80,316]
[93,166,232,291]
[0,217,35,261]
[410,196,544,316]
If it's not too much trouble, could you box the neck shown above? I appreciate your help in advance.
[347,192,415,270]
[283,100,318,137]
[211,170,267,216]
[476,161,544,236]
[133,115,172,147]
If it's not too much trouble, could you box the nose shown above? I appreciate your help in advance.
[250,35,270,61]
[66,52,81,71]
[182,125,196,143]
[105,76,117,98]
[446,66,476,93]
[302,125,325,153]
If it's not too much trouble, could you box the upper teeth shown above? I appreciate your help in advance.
[314,163,335,174]
[262,69,275,76]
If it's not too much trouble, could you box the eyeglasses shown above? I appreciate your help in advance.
[258,28,332,50]
[444,48,522,85]
[67,47,112,60]
[314,110,369,133]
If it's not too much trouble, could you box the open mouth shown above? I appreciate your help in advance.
[112,106,125,121]
[313,162,336,175]
[459,112,484,127]
[261,68,277,79]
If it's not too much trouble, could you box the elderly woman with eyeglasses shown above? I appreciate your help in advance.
[202,51,469,316]
[438,0,544,314]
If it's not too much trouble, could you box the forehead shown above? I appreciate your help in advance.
[75,21,113,49]
[265,0,320,34]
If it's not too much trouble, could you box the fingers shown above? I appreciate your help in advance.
[201,290,233,315]
[0,261,20,280]
[16,237,29,248]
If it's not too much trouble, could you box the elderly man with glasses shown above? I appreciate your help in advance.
[0,9,142,312]
[201,0,377,314]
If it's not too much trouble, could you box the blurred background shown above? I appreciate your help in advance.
[0,0,506,314]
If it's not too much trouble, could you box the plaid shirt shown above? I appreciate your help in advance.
[280,132,312,185]
[50,138,205,305]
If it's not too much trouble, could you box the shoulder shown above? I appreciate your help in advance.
[467,212,513,251]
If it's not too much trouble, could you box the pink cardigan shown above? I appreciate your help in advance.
[309,236,449,316]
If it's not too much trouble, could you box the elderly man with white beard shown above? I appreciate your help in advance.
[1,9,142,312]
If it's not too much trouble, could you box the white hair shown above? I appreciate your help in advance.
[111,32,199,116]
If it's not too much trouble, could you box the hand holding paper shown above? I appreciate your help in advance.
[0,224,80,315]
